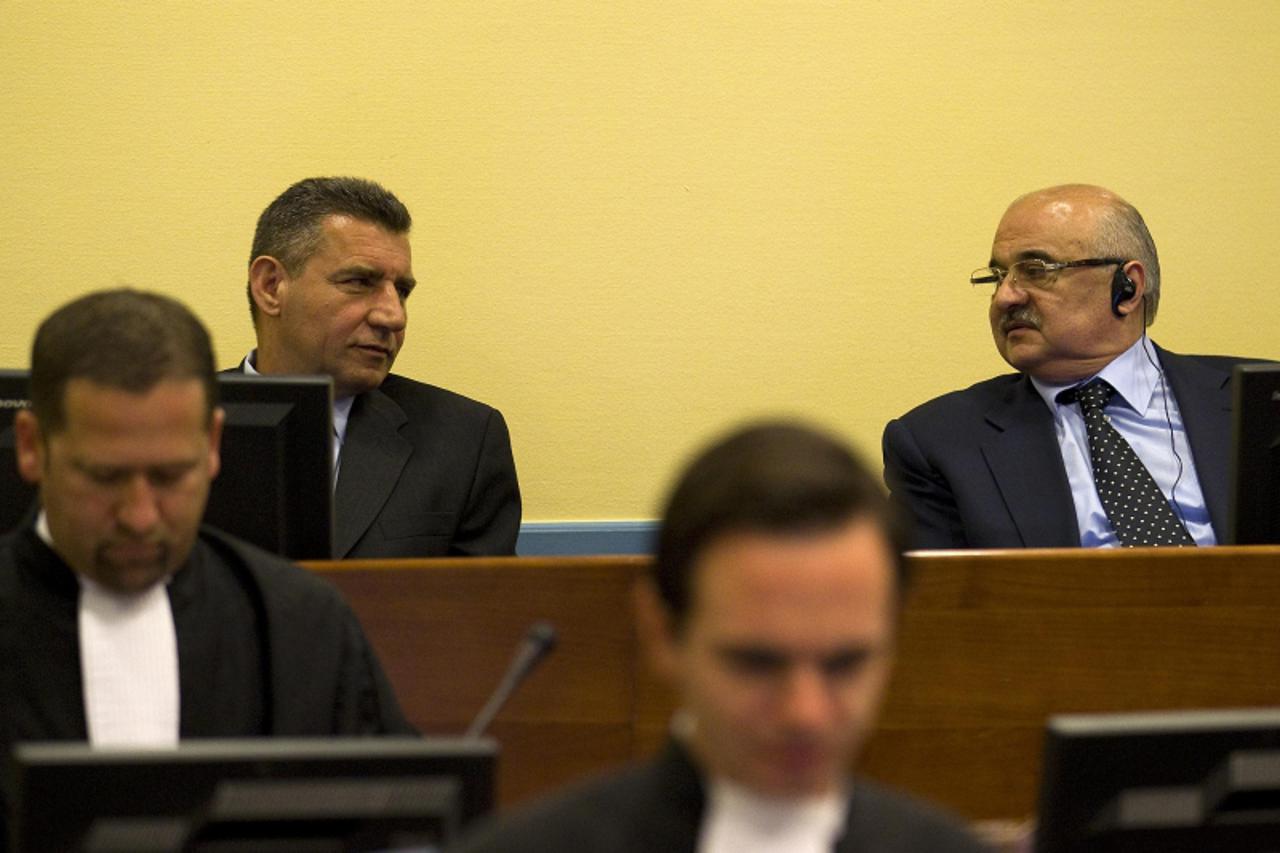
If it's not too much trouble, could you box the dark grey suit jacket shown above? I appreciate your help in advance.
[333,374,520,558]
[882,346,1256,549]
[454,741,989,853]
[229,363,520,558]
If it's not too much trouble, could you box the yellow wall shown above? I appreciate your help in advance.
[3,2,1278,521]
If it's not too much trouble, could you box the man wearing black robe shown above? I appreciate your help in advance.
[0,289,411,851]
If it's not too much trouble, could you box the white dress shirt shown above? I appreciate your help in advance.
[37,512,180,746]
[699,777,847,853]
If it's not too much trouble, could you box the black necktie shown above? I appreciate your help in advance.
[1059,379,1194,547]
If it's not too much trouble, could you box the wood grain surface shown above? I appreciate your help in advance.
[310,547,1280,819]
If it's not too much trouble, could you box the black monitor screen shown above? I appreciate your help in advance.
[8,737,496,853]
[1035,708,1280,853]
[0,371,30,532]
[1231,363,1280,544]
[0,371,333,560]
[206,375,333,559]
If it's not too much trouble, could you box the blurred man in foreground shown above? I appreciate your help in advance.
[458,422,987,852]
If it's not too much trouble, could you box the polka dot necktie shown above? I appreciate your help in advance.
[1059,378,1194,547]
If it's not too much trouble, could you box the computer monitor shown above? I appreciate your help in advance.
[1035,708,1280,853]
[8,737,496,852]
[0,370,31,531]
[206,375,334,559]
[0,371,334,560]
[1230,363,1280,544]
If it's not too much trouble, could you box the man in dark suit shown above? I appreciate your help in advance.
[884,184,1257,549]
[243,177,520,558]
[456,422,988,853]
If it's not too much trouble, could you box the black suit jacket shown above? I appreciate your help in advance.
[333,374,520,558]
[228,364,521,558]
[882,346,1254,549]
[454,741,989,853]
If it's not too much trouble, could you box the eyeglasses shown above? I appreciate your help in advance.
[970,257,1127,290]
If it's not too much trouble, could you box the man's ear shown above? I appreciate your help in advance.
[247,256,290,319]
[206,406,225,480]
[634,578,682,681]
[1115,260,1147,318]
[14,410,45,484]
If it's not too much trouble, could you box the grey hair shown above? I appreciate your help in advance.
[1093,196,1161,325]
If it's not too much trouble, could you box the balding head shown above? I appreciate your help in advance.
[984,184,1164,383]
[1003,184,1161,324]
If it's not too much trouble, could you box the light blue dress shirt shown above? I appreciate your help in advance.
[1029,337,1216,547]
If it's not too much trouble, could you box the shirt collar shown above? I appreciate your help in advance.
[671,710,848,833]
[706,776,847,824]
[35,508,54,548]
[1030,337,1161,414]
[703,775,847,851]
[332,395,355,445]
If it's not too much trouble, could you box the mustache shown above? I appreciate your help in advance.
[355,334,398,350]
[998,307,1041,334]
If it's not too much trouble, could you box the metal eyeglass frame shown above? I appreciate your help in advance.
[970,257,1127,288]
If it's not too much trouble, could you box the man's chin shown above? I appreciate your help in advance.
[996,339,1043,373]
[334,365,391,397]
[735,748,842,798]
[93,552,171,594]
[750,768,840,799]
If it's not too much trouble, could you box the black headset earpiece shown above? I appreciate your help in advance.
[1110,265,1136,317]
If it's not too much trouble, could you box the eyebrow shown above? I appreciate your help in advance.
[74,458,200,478]
[330,264,418,290]
[719,645,786,664]
[716,643,878,668]
[990,248,1055,267]
[818,647,875,671]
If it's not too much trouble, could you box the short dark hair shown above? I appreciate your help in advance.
[246,176,412,321]
[29,288,219,435]
[652,421,911,627]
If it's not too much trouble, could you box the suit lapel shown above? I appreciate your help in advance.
[980,378,1081,547]
[1157,346,1234,539]
[643,742,705,853]
[332,389,412,557]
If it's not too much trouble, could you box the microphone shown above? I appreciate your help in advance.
[465,621,558,738]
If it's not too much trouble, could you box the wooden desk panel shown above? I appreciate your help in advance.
[864,547,1280,818]
[310,547,1280,819]
[314,557,648,804]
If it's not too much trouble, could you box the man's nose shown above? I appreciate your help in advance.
[368,282,407,331]
[991,273,1029,309]
[116,475,160,534]
[778,666,835,730]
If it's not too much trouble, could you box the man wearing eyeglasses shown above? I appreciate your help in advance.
[882,184,1258,549]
